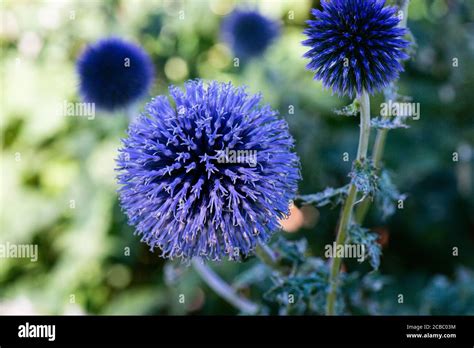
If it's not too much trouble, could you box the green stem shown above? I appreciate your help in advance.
[192,259,259,314]
[356,91,371,161]
[354,0,410,225]
[326,89,371,315]
[255,243,278,267]
[354,123,387,223]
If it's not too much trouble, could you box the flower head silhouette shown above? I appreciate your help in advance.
[222,10,279,59]
[77,37,154,110]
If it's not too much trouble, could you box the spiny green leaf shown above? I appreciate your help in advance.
[371,117,409,130]
[333,98,360,117]
[296,185,349,207]
[349,159,378,197]
[264,257,330,315]
[348,224,382,271]
[376,170,407,220]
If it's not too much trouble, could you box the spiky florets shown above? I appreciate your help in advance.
[116,80,300,261]
[221,9,279,59]
[77,37,154,111]
[303,0,410,97]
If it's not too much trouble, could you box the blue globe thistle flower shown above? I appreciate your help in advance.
[221,10,279,59]
[77,37,154,111]
[302,0,410,97]
[116,80,300,261]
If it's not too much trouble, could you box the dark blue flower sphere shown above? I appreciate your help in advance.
[116,80,300,261]
[303,0,410,97]
[77,37,154,111]
[221,10,279,59]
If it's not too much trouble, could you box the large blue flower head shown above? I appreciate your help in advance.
[303,0,410,97]
[116,80,300,261]
[77,37,154,111]
[221,9,279,59]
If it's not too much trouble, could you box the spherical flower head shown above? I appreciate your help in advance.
[302,0,410,97]
[221,10,279,59]
[77,37,154,111]
[116,80,300,261]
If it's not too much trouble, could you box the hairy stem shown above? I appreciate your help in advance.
[354,0,410,225]
[192,259,259,314]
[326,89,371,315]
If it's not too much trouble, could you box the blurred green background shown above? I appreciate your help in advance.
[0,0,473,315]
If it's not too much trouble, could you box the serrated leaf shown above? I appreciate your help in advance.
[371,117,409,130]
[333,99,360,117]
[349,160,378,197]
[296,185,349,207]
[376,170,407,220]
[264,256,330,315]
[271,236,308,267]
[348,224,382,271]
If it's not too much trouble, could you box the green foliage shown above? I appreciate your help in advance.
[271,236,308,269]
[296,185,349,208]
[264,258,330,315]
[264,238,330,314]
[371,117,409,130]
[232,263,269,290]
[342,272,391,315]
[420,267,474,315]
[333,99,360,117]
[349,160,378,198]
[375,170,407,220]
[1,0,473,316]
[348,224,382,271]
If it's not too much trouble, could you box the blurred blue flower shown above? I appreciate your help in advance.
[221,10,279,59]
[77,37,154,111]
[303,0,410,97]
[116,80,300,261]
